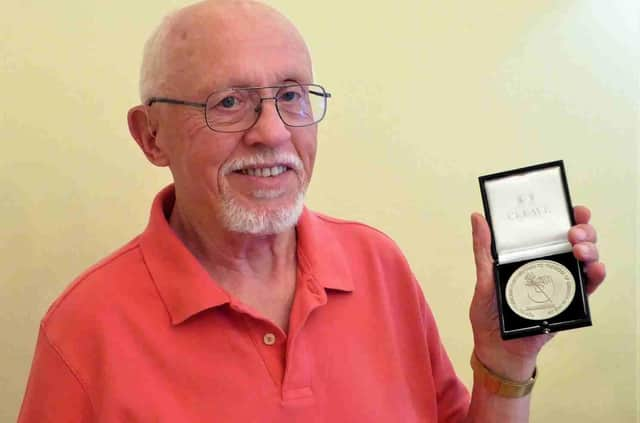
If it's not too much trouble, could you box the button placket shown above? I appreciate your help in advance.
[280,276,328,403]
[236,312,287,388]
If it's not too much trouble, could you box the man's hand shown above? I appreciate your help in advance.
[468,206,606,381]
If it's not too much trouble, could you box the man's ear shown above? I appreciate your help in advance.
[127,105,170,167]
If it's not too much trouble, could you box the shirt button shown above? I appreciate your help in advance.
[263,333,276,346]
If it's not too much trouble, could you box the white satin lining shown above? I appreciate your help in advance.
[484,166,572,264]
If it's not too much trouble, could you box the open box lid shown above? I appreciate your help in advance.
[479,161,575,264]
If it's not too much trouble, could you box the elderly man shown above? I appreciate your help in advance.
[19,1,605,421]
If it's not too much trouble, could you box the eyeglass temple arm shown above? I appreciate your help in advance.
[309,90,331,98]
[146,97,207,108]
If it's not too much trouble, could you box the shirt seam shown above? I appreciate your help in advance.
[41,323,96,416]
[314,213,388,237]
[138,245,176,325]
[44,240,141,323]
[313,213,399,245]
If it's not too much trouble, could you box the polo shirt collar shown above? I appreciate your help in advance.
[139,185,230,325]
[139,185,353,326]
[295,209,355,293]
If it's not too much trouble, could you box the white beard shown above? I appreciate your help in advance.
[219,190,304,235]
[218,151,306,235]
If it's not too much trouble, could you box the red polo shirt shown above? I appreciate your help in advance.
[19,186,469,422]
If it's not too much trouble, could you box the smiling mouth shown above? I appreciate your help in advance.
[235,165,290,177]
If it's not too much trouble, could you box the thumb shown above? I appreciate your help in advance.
[471,213,494,293]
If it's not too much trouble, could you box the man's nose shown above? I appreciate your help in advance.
[243,98,291,147]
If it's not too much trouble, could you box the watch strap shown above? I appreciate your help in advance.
[470,352,537,398]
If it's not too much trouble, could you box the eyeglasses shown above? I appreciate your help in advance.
[146,83,331,133]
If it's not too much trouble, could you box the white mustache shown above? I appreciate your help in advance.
[221,152,303,175]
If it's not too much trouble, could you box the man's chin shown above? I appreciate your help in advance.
[220,194,304,235]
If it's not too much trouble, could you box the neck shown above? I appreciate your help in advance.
[168,196,297,285]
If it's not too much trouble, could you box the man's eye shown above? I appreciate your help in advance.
[219,96,238,108]
[279,91,300,102]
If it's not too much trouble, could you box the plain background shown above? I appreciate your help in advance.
[1,1,638,421]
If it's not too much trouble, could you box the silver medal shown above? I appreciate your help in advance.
[505,260,576,320]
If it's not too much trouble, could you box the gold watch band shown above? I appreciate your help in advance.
[470,353,537,398]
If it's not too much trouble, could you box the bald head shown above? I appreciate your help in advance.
[139,0,312,103]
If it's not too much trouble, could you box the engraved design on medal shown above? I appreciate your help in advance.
[505,260,576,320]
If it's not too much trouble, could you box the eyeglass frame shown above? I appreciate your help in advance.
[145,83,332,133]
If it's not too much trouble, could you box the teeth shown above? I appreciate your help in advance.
[239,166,287,177]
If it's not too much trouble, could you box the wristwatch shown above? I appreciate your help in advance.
[470,353,537,398]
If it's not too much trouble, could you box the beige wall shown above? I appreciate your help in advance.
[1,1,637,421]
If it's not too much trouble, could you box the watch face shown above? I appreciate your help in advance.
[505,260,576,320]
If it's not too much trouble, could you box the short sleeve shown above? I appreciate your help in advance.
[18,325,93,422]
[416,283,471,423]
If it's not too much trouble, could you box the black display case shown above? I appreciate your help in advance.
[479,161,591,340]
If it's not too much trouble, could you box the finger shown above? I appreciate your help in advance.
[573,205,591,224]
[573,242,599,262]
[471,213,494,291]
[568,224,597,244]
[584,262,606,295]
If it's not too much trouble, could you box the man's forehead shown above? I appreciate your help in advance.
[158,1,312,95]
[166,1,303,48]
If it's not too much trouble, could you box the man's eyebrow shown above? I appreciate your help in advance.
[211,77,307,90]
